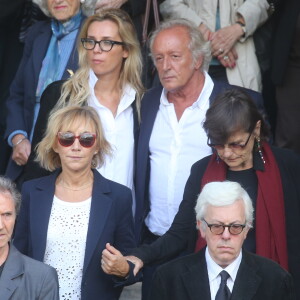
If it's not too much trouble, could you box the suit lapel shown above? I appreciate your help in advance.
[231,250,262,300]
[30,172,58,261]
[181,250,211,300]
[0,245,24,300]
[83,171,112,274]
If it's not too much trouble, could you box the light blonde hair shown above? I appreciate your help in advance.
[36,106,111,171]
[56,8,144,121]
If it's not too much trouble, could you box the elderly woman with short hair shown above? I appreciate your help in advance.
[14,105,138,300]
[4,0,96,184]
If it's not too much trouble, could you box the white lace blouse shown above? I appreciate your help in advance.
[44,196,91,299]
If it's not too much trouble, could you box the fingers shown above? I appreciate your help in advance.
[12,139,31,166]
[125,255,144,276]
[101,243,129,277]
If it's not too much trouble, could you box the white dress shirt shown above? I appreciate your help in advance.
[145,72,213,236]
[88,70,135,193]
[206,247,242,299]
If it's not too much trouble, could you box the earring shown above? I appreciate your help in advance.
[80,0,85,3]
[256,137,265,164]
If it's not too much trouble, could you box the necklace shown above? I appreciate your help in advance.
[57,177,93,191]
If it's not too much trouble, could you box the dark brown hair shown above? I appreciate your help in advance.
[203,89,269,144]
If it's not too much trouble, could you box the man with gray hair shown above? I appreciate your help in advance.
[131,17,264,299]
[148,181,295,300]
[0,176,59,299]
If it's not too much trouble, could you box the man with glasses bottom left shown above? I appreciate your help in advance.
[148,181,296,300]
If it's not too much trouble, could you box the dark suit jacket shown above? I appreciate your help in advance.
[271,0,300,85]
[13,169,138,300]
[4,18,83,180]
[149,248,296,300]
[0,244,59,300]
[134,81,265,242]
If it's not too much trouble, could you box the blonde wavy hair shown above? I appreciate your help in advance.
[35,106,111,171]
[55,8,144,120]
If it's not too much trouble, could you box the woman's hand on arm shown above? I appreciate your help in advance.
[11,134,31,166]
[125,255,144,276]
[101,243,130,278]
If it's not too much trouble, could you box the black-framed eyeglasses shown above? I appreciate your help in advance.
[81,38,125,52]
[207,132,252,152]
[202,219,246,235]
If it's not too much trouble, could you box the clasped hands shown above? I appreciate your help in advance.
[199,23,245,69]
[101,243,143,277]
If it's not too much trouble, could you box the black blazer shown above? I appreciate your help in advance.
[14,169,138,300]
[133,146,300,297]
[134,81,265,242]
[149,248,296,300]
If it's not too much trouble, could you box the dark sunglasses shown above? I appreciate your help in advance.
[57,132,96,148]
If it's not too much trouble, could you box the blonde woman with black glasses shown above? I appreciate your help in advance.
[23,9,144,205]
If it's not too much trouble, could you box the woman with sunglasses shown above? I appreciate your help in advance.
[23,8,143,198]
[13,106,139,300]
[109,89,300,297]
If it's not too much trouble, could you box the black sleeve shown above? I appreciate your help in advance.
[130,157,210,264]
[23,80,65,182]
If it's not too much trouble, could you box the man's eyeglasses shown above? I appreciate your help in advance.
[81,38,125,52]
[57,132,96,148]
[202,219,246,235]
[207,132,252,152]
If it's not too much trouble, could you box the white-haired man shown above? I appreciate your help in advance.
[148,181,295,300]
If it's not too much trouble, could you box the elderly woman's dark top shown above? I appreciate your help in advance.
[132,146,300,297]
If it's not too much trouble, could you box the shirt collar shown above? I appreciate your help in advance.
[88,69,136,111]
[205,247,242,283]
[160,71,214,109]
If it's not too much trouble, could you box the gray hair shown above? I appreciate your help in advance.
[0,176,21,215]
[149,18,211,71]
[33,0,97,17]
[195,181,254,229]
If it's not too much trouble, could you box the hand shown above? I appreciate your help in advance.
[198,23,212,41]
[95,0,128,12]
[210,24,244,57]
[11,134,31,166]
[125,255,144,276]
[218,47,238,69]
[101,243,130,278]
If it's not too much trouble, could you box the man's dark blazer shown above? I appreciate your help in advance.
[134,81,265,242]
[4,18,83,180]
[149,248,296,300]
[13,169,138,300]
[0,244,59,300]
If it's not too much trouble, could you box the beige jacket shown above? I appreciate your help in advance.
[160,0,270,91]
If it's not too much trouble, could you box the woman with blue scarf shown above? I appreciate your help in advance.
[4,0,96,185]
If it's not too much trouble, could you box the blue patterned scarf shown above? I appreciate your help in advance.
[36,10,82,99]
